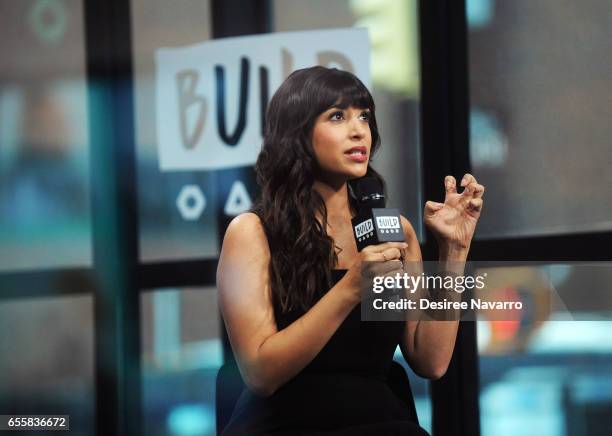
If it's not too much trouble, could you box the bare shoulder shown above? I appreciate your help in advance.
[217,212,273,303]
[218,212,271,289]
[222,212,270,256]
[225,212,265,237]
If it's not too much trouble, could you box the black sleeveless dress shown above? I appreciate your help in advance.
[221,270,429,436]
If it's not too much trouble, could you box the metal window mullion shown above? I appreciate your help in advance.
[418,1,480,436]
[84,1,140,435]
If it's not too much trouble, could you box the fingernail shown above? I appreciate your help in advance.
[460,177,467,186]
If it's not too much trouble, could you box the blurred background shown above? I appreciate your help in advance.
[1,0,611,435]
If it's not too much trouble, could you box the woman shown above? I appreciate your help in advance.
[217,66,484,435]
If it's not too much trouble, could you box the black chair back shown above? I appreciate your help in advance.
[216,360,246,434]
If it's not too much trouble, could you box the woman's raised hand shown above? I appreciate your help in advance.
[341,242,408,299]
[424,173,484,251]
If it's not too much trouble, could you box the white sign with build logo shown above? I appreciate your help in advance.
[155,28,370,172]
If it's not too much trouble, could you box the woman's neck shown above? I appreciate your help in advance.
[313,179,352,220]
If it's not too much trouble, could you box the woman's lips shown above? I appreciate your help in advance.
[345,146,368,163]
[346,152,368,163]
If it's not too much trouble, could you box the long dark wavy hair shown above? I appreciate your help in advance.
[252,66,386,314]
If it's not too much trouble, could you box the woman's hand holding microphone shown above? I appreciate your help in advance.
[340,242,408,303]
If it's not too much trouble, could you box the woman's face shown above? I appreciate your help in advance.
[311,105,372,183]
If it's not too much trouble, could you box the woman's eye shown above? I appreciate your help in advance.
[329,111,344,121]
[328,110,369,121]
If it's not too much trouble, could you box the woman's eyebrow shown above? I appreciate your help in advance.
[324,106,370,113]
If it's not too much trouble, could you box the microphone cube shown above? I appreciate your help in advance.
[352,208,405,251]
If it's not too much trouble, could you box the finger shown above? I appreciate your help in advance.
[366,259,403,277]
[400,247,419,263]
[472,183,485,199]
[460,173,477,187]
[444,175,457,198]
[380,248,402,261]
[366,242,409,253]
[364,247,402,262]
[462,182,485,198]
[468,198,483,212]
[425,201,444,211]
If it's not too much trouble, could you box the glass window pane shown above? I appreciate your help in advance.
[468,0,612,238]
[141,287,222,436]
[0,0,91,272]
[476,264,612,436]
[131,0,216,262]
[0,294,94,435]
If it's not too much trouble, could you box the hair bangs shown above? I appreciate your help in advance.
[314,69,374,114]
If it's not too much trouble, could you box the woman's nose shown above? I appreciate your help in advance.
[349,118,366,138]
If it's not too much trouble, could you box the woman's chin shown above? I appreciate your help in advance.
[347,165,369,179]
[315,164,368,184]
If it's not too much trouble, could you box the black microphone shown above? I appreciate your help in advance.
[351,176,405,251]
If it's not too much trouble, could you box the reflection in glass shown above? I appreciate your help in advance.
[0,0,91,272]
[476,264,612,436]
[0,294,94,435]
[468,0,612,238]
[141,287,222,436]
[131,0,219,262]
